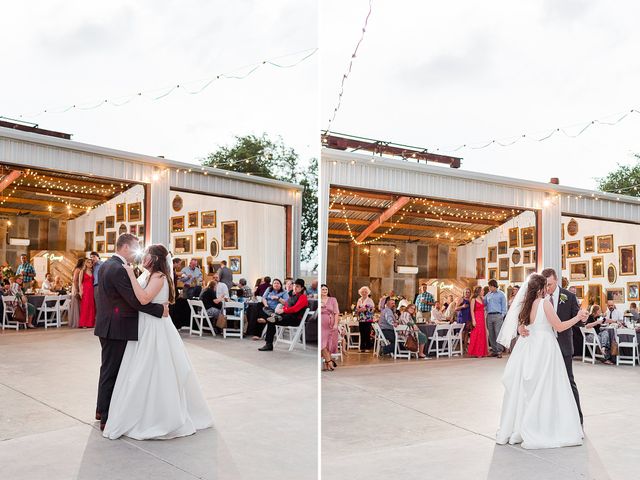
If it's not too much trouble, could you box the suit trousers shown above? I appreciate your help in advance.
[264,313,302,344]
[96,337,128,422]
[486,313,504,354]
[563,352,584,424]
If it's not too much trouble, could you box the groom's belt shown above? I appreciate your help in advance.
[488,312,503,315]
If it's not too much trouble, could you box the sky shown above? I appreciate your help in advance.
[0,0,318,166]
[320,0,640,190]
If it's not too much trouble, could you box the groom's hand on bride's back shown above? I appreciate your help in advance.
[163,302,170,317]
[517,324,530,337]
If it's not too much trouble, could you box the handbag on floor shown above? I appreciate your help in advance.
[215,313,227,330]
[12,303,27,323]
[404,331,419,352]
[610,341,619,357]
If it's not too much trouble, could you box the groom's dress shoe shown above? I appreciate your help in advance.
[100,422,106,431]
[95,412,102,421]
[258,344,273,351]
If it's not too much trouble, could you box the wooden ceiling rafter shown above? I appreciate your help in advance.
[354,196,410,243]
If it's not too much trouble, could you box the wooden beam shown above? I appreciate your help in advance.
[0,170,23,194]
[329,229,461,244]
[329,217,485,233]
[330,188,395,201]
[17,185,109,201]
[329,205,502,226]
[0,206,65,218]
[347,244,354,306]
[355,196,410,242]
[0,196,85,209]
[33,173,127,191]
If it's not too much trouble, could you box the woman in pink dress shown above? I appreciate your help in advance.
[320,284,340,371]
[78,258,96,328]
[468,286,488,357]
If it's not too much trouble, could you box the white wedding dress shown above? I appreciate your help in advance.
[496,298,583,449]
[103,273,214,440]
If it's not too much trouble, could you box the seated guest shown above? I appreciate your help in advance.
[603,300,623,324]
[398,297,410,310]
[628,302,639,322]
[255,276,271,297]
[10,275,36,328]
[284,277,294,294]
[262,279,289,317]
[51,276,64,293]
[306,279,318,297]
[431,301,448,323]
[398,303,428,358]
[214,273,230,300]
[180,258,203,298]
[200,280,223,322]
[584,304,613,364]
[445,295,458,322]
[258,279,309,351]
[378,297,398,355]
[379,290,395,311]
[237,278,253,298]
[41,273,54,292]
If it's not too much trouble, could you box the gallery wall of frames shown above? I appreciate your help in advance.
[67,185,146,255]
[458,211,640,308]
[168,190,286,285]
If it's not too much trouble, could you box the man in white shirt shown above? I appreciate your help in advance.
[603,300,623,323]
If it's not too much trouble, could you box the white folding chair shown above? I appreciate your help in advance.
[188,299,216,337]
[615,328,639,366]
[580,326,604,364]
[345,321,361,350]
[372,322,390,357]
[1,296,23,331]
[58,295,71,326]
[274,308,310,351]
[331,324,346,363]
[36,295,61,329]
[428,324,452,358]
[393,325,418,360]
[449,323,464,357]
[222,301,244,339]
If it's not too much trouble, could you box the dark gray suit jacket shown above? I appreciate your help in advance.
[554,287,579,357]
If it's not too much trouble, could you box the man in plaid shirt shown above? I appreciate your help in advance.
[16,254,35,289]
[414,284,435,323]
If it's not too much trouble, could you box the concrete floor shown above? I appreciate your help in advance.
[0,327,317,480]
[322,353,640,480]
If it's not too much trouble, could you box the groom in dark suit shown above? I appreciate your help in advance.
[94,234,168,430]
[519,267,583,424]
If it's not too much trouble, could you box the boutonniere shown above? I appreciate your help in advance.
[559,293,567,304]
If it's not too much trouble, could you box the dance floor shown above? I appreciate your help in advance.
[0,327,317,480]
[322,353,640,480]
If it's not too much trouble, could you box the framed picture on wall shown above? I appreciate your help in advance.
[201,211,217,228]
[523,250,531,264]
[171,216,185,233]
[221,221,238,250]
[607,264,617,284]
[84,231,94,252]
[188,212,199,228]
[574,285,584,299]
[488,247,497,263]
[597,234,613,253]
[210,238,220,258]
[521,227,536,247]
[499,257,509,280]
[106,216,115,229]
[173,235,192,254]
[525,266,536,277]
[138,224,145,239]
[510,266,524,283]
[476,258,486,279]
[96,241,105,253]
[96,221,105,237]
[584,235,595,253]
[128,202,142,223]
[606,288,625,304]
[106,231,116,249]
[193,257,204,271]
[116,203,126,222]
[592,256,604,277]
[587,284,603,307]
[566,240,581,258]
[488,268,498,281]
[561,243,566,269]
[498,241,508,255]
[195,231,207,251]
[567,218,579,236]
[511,249,521,264]
[627,282,640,301]
[619,244,636,276]
[172,195,183,212]
[561,223,565,240]
[508,228,519,248]
[229,255,242,274]
[129,225,138,236]
[118,224,127,235]
[569,261,589,281]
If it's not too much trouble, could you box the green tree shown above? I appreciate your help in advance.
[597,156,640,196]
[202,134,318,267]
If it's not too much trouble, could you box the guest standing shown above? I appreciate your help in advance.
[484,279,507,358]
[255,276,271,297]
[355,286,375,352]
[16,254,35,290]
[455,288,472,352]
[320,284,339,371]
[90,252,103,320]
[445,295,458,322]
[468,287,488,357]
[78,258,96,328]
[414,284,435,323]
[217,260,234,292]
[306,279,319,298]
[508,285,520,309]
[68,258,84,328]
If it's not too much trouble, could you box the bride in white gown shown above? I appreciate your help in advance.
[495,273,588,449]
[103,244,213,440]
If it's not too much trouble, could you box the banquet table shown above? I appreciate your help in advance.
[605,326,640,360]
[25,295,46,310]
[417,323,438,355]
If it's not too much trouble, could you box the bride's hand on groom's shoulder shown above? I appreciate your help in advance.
[122,264,134,274]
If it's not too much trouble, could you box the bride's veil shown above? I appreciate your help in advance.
[497,274,532,348]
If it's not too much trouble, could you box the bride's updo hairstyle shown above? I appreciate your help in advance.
[518,274,547,326]
[144,244,176,304]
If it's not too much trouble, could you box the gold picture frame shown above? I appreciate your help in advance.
[561,243,566,270]
[116,203,126,222]
[210,238,220,258]
[118,224,127,236]
[488,268,498,281]
[574,285,584,299]
[173,235,192,254]
[221,220,238,250]
[188,211,199,228]
[498,241,508,255]
[592,256,604,277]
[201,211,217,229]
[567,218,579,236]
[569,261,589,281]
[476,258,486,279]
[523,250,531,264]
[95,240,105,253]
[584,235,595,253]
[521,227,536,247]
[587,284,603,308]
[229,255,242,275]
[606,288,625,304]
[195,231,207,251]
[561,223,565,240]
[597,234,613,253]
[566,240,581,258]
[607,264,617,284]
[105,215,115,229]
[95,221,105,237]
[128,202,142,223]
[499,257,509,280]
[619,244,636,276]
[510,266,524,283]
[627,282,640,301]
[488,246,497,263]
[84,231,94,252]
[106,231,116,251]
[508,227,519,248]
[171,216,185,233]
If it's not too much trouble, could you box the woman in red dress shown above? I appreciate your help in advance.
[78,258,96,328]
[468,286,488,357]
